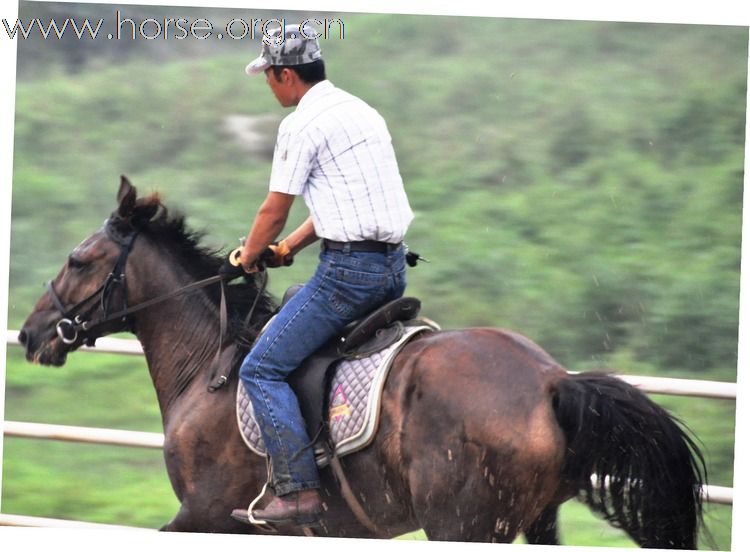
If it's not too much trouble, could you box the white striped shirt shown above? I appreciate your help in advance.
[269,80,413,243]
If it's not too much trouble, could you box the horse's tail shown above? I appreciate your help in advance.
[551,371,706,549]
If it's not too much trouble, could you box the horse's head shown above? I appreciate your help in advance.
[19,175,162,366]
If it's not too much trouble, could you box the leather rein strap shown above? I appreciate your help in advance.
[207,270,269,392]
[46,218,266,392]
[48,270,226,346]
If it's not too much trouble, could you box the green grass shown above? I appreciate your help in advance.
[2,346,175,528]
[2,439,177,528]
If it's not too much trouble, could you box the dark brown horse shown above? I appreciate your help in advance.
[19,177,706,547]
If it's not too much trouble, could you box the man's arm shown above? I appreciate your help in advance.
[239,193,320,270]
[283,217,318,256]
[239,191,295,269]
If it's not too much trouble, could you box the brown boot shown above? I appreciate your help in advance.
[249,489,322,526]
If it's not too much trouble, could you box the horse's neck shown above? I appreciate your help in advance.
[129,259,222,420]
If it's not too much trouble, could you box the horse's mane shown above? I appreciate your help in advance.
[104,188,279,406]
[124,192,278,341]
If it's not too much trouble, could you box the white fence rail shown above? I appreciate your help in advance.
[699,485,734,506]
[2,419,734,509]
[3,420,164,449]
[2,330,737,529]
[0,512,151,530]
[6,329,144,356]
[6,330,738,399]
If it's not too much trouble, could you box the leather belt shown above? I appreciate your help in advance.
[322,239,401,253]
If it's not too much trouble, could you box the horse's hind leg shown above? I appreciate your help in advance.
[407,441,526,542]
[523,504,560,545]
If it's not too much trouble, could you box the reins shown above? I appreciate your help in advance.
[207,269,269,393]
[47,218,269,393]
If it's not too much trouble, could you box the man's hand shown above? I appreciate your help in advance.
[266,239,294,268]
[219,247,258,279]
[218,259,245,280]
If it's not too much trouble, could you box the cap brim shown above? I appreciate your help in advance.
[245,56,270,76]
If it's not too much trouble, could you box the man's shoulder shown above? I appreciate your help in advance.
[303,81,375,113]
[278,110,298,132]
[280,83,384,139]
[278,99,322,134]
[327,85,373,110]
[320,88,386,132]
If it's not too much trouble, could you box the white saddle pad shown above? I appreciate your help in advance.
[236,323,435,466]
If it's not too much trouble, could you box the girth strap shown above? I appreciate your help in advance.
[328,453,387,538]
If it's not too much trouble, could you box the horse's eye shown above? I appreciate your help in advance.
[67,256,87,270]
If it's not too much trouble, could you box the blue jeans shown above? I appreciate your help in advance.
[239,245,407,495]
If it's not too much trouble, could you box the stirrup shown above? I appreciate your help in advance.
[247,480,273,526]
[234,457,277,531]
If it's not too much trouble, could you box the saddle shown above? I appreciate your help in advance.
[236,288,435,465]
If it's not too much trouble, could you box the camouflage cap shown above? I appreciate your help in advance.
[245,23,323,76]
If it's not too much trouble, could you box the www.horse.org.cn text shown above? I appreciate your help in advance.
[2,13,346,41]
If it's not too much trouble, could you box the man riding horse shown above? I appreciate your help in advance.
[223,23,414,527]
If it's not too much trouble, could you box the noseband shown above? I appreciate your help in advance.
[46,218,138,346]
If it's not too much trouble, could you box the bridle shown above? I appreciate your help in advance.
[46,218,142,347]
[45,216,262,392]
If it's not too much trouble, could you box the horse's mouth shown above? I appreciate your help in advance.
[27,336,70,367]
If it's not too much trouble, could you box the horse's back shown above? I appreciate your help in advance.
[390,326,567,421]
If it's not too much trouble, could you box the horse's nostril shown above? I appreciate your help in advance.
[18,329,28,346]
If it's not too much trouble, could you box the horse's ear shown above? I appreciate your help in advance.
[117,175,137,217]
[132,199,162,226]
